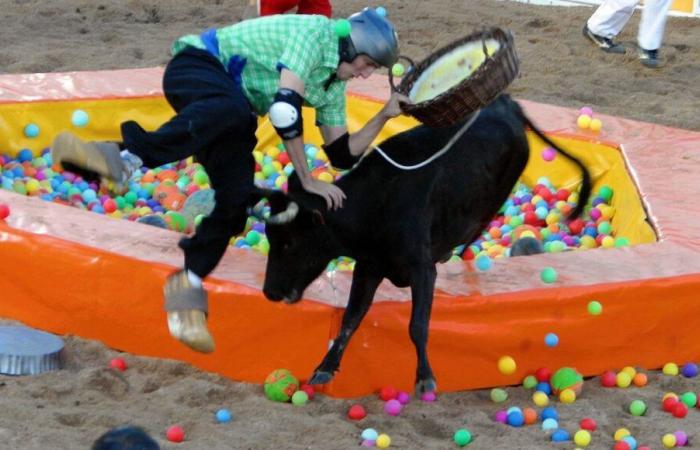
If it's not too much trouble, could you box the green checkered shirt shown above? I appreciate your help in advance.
[172,15,346,126]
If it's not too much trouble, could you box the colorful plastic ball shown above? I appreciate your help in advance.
[587,301,603,315]
[579,417,597,431]
[391,63,405,77]
[361,440,375,448]
[559,388,576,404]
[24,123,40,138]
[334,18,351,37]
[523,407,538,425]
[551,367,583,395]
[497,356,516,375]
[375,6,387,17]
[396,391,410,405]
[376,434,391,449]
[0,204,10,220]
[544,333,559,347]
[574,429,591,447]
[493,410,507,423]
[475,255,493,271]
[629,399,647,416]
[348,404,367,420]
[420,391,437,402]
[536,382,552,395]
[541,406,558,421]
[673,430,688,447]
[680,391,697,408]
[453,429,472,447]
[379,386,398,401]
[384,399,402,416]
[589,118,602,132]
[263,368,298,402]
[109,357,127,371]
[673,402,689,418]
[614,442,631,450]
[579,106,593,116]
[17,148,33,163]
[166,425,185,443]
[662,434,677,448]
[361,428,378,441]
[490,388,508,403]
[532,391,549,407]
[507,410,524,427]
[541,147,557,162]
[681,363,699,378]
[663,396,680,412]
[535,367,552,382]
[551,429,570,442]
[542,418,558,431]
[71,109,90,127]
[614,428,631,440]
[616,371,632,388]
[577,114,592,129]
[540,267,558,283]
[291,390,309,406]
[215,408,232,423]
[632,373,648,387]
[663,362,679,376]
[522,375,537,389]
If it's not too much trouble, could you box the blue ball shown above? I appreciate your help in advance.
[375,6,387,17]
[544,333,559,347]
[536,382,551,395]
[622,435,637,450]
[71,109,90,127]
[475,255,493,271]
[215,408,232,423]
[82,189,97,203]
[551,429,570,442]
[541,406,558,421]
[541,418,558,431]
[17,148,34,163]
[24,124,40,138]
[682,362,699,378]
[506,410,524,427]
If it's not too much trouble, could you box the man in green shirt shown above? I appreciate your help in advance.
[51,8,409,353]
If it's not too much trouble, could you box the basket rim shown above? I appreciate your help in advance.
[398,27,515,113]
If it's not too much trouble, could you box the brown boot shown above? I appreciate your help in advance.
[163,270,215,353]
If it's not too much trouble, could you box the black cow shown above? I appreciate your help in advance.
[258,94,591,395]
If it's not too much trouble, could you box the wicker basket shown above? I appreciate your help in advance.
[390,27,520,128]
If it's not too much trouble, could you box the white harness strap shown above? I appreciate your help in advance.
[372,109,481,171]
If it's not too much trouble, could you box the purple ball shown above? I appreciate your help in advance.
[396,391,410,405]
[252,222,266,233]
[384,399,402,416]
[361,440,375,447]
[674,430,688,446]
[682,363,699,378]
[494,410,508,423]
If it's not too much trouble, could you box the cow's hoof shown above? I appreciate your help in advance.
[415,378,437,396]
[166,310,215,353]
[308,370,334,385]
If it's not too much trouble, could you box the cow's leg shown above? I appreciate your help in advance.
[409,263,438,395]
[308,263,382,385]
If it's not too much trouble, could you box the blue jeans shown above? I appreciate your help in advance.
[122,47,258,278]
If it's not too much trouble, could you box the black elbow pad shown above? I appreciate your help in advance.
[323,133,359,170]
[269,88,304,140]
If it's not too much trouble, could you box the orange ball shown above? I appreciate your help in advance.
[161,192,187,211]
[523,407,538,425]
[153,182,179,200]
[633,373,648,387]
[157,169,179,182]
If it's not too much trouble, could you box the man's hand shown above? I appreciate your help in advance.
[301,178,346,210]
[381,92,413,119]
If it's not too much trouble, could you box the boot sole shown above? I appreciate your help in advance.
[51,132,123,180]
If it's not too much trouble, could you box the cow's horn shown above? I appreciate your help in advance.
[265,201,299,224]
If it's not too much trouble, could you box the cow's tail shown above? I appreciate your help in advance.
[518,112,592,221]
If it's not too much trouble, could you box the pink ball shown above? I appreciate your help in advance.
[673,430,688,446]
[361,440,375,447]
[384,399,402,416]
[541,147,557,162]
[494,410,508,423]
[579,106,593,116]
[0,203,10,220]
[396,391,410,405]
[420,391,437,402]
[590,208,602,220]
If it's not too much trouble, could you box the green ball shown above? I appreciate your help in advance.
[194,214,205,228]
[588,300,603,315]
[522,375,538,389]
[291,390,308,406]
[245,230,261,246]
[540,267,558,284]
[629,399,647,416]
[193,170,210,185]
[454,429,472,447]
[490,388,508,403]
[598,185,614,202]
[334,19,351,38]
[614,237,630,247]
[681,391,697,408]
[264,369,299,402]
[551,367,583,393]
[391,63,405,77]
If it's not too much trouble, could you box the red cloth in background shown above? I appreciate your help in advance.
[259,0,332,17]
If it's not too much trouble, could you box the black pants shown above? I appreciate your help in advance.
[122,47,258,278]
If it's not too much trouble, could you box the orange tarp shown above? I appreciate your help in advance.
[1,71,700,397]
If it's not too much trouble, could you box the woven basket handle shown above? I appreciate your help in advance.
[388,55,416,94]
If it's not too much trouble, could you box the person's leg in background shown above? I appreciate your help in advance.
[637,0,673,67]
[297,0,332,17]
[584,0,639,53]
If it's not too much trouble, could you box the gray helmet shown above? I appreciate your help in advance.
[339,8,399,69]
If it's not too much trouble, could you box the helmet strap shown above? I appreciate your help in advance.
[338,37,357,64]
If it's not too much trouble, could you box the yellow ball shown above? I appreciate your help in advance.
[253,150,264,164]
[663,362,679,375]
[577,114,592,129]
[616,372,632,388]
[316,150,329,162]
[621,366,637,379]
[376,434,391,448]
[318,172,334,183]
[532,390,549,407]
[574,430,592,447]
[498,356,517,375]
[559,388,576,404]
[662,433,677,448]
[589,118,603,132]
[614,428,631,441]
[601,236,615,248]
[662,392,678,401]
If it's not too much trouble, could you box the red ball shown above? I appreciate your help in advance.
[347,404,366,421]
[579,417,597,431]
[555,189,570,201]
[673,402,689,418]
[535,367,552,382]
[568,218,584,235]
[300,383,315,400]
[523,211,539,226]
[0,203,10,220]
[614,441,631,450]
[278,152,291,165]
[600,371,617,387]
[102,199,117,214]
[379,386,398,401]
[109,357,127,371]
[166,425,185,443]
[461,247,475,261]
[663,397,679,412]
